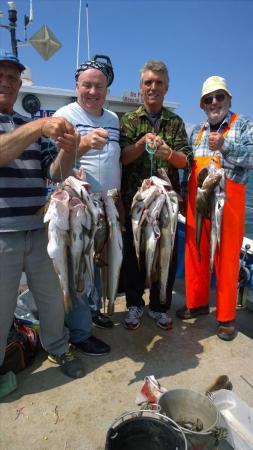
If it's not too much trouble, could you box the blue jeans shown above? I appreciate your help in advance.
[88,265,102,319]
[65,261,102,343]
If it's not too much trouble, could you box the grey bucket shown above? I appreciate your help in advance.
[105,409,188,450]
[158,389,220,450]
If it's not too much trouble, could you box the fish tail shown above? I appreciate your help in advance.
[63,293,72,313]
[107,300,114,316]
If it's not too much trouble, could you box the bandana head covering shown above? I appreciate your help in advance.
[75,54,114,86]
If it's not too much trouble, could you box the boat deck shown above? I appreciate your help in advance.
[0,280,253,450]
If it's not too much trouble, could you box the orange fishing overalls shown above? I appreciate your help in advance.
[185,114,246,322]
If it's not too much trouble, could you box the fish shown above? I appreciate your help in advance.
[44,188,71,312]
[195,167,223,261]
[69,197,86,291]
[102,189,123,315]
[64,169,100,253]
[131,185,161,264]
[145,194,166,287]
[92,194,108,267]
[158,203,172,303]
[210,169,226,270]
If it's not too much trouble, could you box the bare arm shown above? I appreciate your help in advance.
[156,140,187,168]
[0,116,76,165]
[0,119,46,166]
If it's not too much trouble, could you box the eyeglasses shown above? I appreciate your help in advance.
[203,93,226,105]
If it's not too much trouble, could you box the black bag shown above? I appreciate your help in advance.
[0,319,40,375]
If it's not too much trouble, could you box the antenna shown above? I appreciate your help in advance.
[7,1,18,56]
[24,0,33,42]
[76,0,82,68]
[86,3,90,60]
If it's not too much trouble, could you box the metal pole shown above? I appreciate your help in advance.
[8,1,18,56]
[86,3,90,60]
[76,0,82,68]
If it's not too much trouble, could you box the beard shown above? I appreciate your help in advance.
[206,102,230,125]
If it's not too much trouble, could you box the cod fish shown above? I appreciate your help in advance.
[145,194,165,287]
[44,189,71,312]
[69,197,86,291]
[195,168,223,261]
[102,189,123,315]
[131,185,160,263]
[210,169,226,270]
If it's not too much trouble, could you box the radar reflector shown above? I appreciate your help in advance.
[29,25,61,60]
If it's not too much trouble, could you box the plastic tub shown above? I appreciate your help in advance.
[211,389,253,450]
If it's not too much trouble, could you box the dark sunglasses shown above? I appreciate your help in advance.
[203,93,226,105]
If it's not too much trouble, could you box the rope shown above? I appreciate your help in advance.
[47,129,79,182]
[145,140,157,176]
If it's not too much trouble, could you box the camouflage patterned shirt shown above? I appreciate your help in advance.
[120,105,192,214]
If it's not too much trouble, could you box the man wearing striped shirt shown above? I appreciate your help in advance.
[177,76,253,341]
[54,56,120,355]
[0,51,85,396]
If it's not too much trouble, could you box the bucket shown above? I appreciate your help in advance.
[105,409,187,450]
[158,389,221,450]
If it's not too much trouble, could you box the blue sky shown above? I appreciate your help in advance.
[0,0,252,126]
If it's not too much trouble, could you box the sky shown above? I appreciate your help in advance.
[0,0,252,127]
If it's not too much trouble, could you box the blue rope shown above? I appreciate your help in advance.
[145,141,157,176]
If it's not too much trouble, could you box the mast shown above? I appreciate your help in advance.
[7,1,18,56]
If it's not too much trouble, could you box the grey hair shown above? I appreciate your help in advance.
[140,60,169,88]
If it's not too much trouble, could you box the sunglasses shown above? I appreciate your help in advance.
[203,93,226,105]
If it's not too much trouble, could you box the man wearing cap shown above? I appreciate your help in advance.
[120,60,192,331]
[54,55,120,354]
[0,50,86,397]
[176,75,253,340]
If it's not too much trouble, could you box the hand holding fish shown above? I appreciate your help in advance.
[156,140,173,161]
[145,133,163,150]
[80,128,108,153]
[208,132,224,152]
[56,130,81,154]
[41,117,75,141]
[156,141,187,169]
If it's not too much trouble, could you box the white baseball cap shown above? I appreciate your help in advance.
[200,76,232,108]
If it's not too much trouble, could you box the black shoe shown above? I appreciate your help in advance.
[48,350,85,379]
[176,304,209,320]
[217,322,236,341]
[72,336,110,356]
[93,313,114,329]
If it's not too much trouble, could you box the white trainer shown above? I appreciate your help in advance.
[148,308,173,330]
[124,306,144,330]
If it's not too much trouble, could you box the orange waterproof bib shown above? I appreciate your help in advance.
[185,114,245,322]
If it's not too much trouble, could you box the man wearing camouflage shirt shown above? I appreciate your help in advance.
[120,60,192,331]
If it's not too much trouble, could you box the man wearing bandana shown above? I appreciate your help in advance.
[54,55,120,355]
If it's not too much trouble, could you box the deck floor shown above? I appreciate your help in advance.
[0,280,253,450]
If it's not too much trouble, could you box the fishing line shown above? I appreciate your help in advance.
[47,138,63,183]
[74,128,80,169]
[145,140,157,176]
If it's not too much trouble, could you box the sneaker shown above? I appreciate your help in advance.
[48,350,85,379]
[148,308,173,330]
[71,336,110,356]
[93,312,114,329]
[124,306,144,330]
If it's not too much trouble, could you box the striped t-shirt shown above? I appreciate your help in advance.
[54,102,121,193]
[0,112,57,231]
